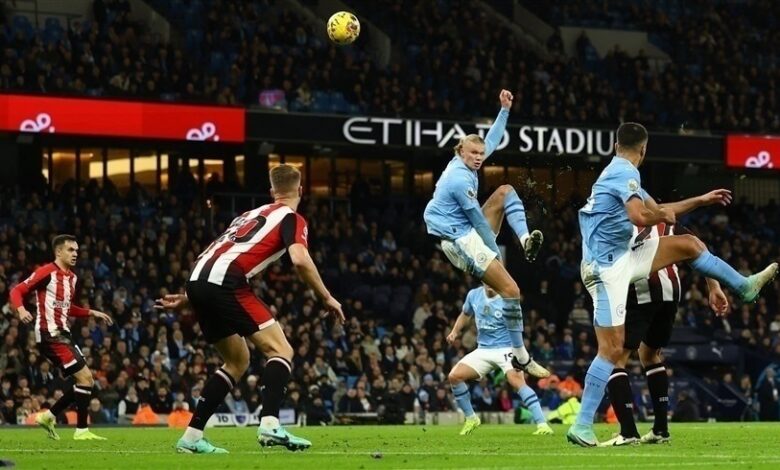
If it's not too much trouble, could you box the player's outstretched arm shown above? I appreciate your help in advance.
[289,243,345,324]
[649,189,732,217]
[446,312,471,344]
[625,197,675,227]
[484,90,512,158]
[706,278,730,317]
[154,293,189,311]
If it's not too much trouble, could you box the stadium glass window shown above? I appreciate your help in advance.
[506,166,530,196]
[160,153,170,190]
[83,147,105,183]
[334,158,357,198]
[42,150,50,185]
[386,160,405,194]
[358,160,382,195]
[235,155,245,188]
[482,164,506,193]
[554,168,576,208]
[413,170,434,196]
[281,156,306,192]
[134,150,159,193]
[530,167,554,206]
[198,159,224,186]
[106,148,131,193]
[311,156,333,198]
[51,148,77,190]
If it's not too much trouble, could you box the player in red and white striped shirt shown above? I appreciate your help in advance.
[9,234,113,441]
[156,164,344,454]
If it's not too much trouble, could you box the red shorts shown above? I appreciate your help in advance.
[39,334,86,376]
[185,280,275,343]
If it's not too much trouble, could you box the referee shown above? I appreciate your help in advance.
[601,223,730,446]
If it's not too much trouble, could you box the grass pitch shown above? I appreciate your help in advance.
[1,423,779,469]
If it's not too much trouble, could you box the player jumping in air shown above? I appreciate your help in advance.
[9,234,114,441]
[424,89,549,378]
[568,122,778,447]
[156,164,344,454]
[447,284,554,436]
[604,224,730,446]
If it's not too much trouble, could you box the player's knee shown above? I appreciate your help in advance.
[598,341,624,363]
[448,368,465,384]
[497,184,514,199]
[681,234,706,258]
[498,281,521,299]
[74,369,94,387]
[638,346,662,366]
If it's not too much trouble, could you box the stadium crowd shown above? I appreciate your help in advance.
[1,0,779,132]
[0,175,778,427]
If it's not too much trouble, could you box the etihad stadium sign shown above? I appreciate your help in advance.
[247,109,723,161]
[341,116,615,156]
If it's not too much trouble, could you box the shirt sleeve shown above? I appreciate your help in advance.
[69,304,90,317]
[611,165,644,204]
[9,264,54,309]
[280,213,309,248]
[450,173,502,258]
[462,291,475,316]
[484,107,509,159]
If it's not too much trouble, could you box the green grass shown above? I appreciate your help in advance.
[2,423,780,469]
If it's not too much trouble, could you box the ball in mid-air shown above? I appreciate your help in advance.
[327,11,360,45]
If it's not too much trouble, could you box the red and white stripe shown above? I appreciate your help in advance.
[33,267,77,342]
[632,224,681,305]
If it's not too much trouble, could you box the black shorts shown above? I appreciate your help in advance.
[39,333,86,377]
[624,301,677,350]
[185,280,276,344]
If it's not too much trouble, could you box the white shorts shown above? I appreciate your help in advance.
[581,236,660,327]
[458,347,515,378]
[441,228,498,278]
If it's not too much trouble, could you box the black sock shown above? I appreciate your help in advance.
[73,385,92,429]
[188,368,236,430]
[644,363,669,435]
[260,357,292,419]
[607,368,639,438]
[50,384,75,416]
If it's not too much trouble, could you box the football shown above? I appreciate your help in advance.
[327,11,360,45]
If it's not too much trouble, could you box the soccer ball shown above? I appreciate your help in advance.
[327,11,360,45]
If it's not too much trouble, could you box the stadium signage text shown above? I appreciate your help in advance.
[342,117,615,156]
[0,94,245,143]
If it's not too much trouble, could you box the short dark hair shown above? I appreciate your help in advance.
[51,234,77,252]
[616,122,648,149]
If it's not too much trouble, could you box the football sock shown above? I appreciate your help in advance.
[607,368,639,438]
[503,187,530,241]
[502,298,530,363]
[451,382,475,418]
[575,355,614,426]
[519,385,545,424]
[690,250,748,292]
[50,384,75,416]
[260,357,292,421]
[73,384,92,429]
[645,363,670,435]
[188,367,236,431]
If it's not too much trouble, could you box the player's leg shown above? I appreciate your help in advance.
[448,360,482,435]
[651,235,777,302]
[247,324,311,451]
[482,260,550,378]
[505,369,552,435]
[178,334,247,453]
[70,365,107,440]
[481,184,543,261]
[637,302,676,444]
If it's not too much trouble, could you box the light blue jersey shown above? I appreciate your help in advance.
[423,108,508,253]
[463,286,512,349]
[578,156,646,266]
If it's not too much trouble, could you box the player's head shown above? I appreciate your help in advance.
[269,164,302,200]
[52,234,78,267]
[454,134,486,170]
[615,122,648,165]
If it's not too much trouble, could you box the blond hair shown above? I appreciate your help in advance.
[269,164,301,194]
[453,134,485,155]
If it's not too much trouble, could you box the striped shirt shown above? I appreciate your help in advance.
[190,203,308,288]
[9,263,90,342]
[628,223,682,306]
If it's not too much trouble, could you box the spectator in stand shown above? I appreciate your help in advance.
[758,367,779,421]
[88,398,110,424]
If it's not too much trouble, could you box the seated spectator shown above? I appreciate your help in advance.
[89,398,110,425]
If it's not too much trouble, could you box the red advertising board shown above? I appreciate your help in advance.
[725,134,779,170]
[0,94,244,143]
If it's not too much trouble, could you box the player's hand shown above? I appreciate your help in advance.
[659,207,676,224]
[709,287,730,317]
[18,307,33,324]
[699,189,732,207]
[499,89,513,109]
[446,331,458,345]
[323,296,345,324]
[90,309,114,326]
[154,294,189,311]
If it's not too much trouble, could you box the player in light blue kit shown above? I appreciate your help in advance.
[447,284,554,436]
[424,89,548,378]
[568,122,778,447]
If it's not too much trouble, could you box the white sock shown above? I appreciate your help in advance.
[513,346,530,364]
[260,416,280,429]
[75,427,88,433]
[520,233,530,249]
[183,427,203,442]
